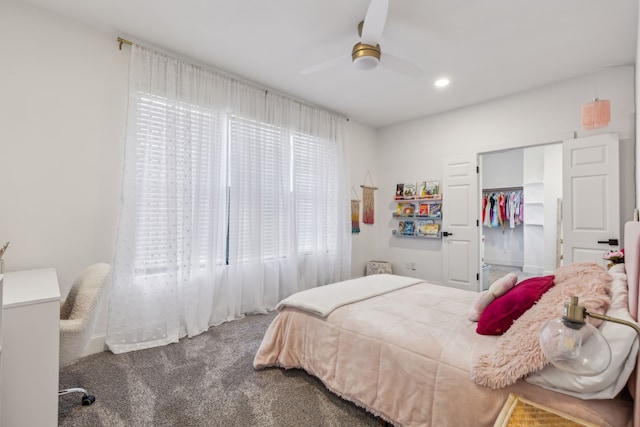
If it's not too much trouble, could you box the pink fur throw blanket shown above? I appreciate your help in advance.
[471,262,612,389]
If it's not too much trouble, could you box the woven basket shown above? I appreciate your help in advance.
[493,394,599,427]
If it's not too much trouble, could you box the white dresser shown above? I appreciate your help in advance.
[1,268,60,427]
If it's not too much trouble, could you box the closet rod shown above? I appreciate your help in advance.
[482,186,523,193]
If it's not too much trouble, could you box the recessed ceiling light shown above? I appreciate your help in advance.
[434,78,450,88]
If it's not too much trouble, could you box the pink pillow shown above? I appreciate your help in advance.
[468,291,495,321]
[489,272,518,296]
[468,273,518,321]
[476,275,555,335]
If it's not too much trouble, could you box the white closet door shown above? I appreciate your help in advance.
[562,133,620,265]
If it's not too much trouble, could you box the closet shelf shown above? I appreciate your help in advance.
[482,186,523,193]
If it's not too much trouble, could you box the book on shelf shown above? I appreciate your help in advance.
[395,183,404,200]
[417,219,439,235]
[419,180,440,198]
[418,203,430,215]
[402,204,415,215]
[398,221,405,235]
[402,220,415,235]
[402,183,416,199]
[429,203,442,216]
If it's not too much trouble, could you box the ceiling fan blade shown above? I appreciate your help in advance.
[360,0,389,46]
[380,53,425,78]
[300,54,351,75]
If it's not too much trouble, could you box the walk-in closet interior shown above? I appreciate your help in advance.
[480,144,562,280]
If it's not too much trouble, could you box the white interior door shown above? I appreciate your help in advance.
[442,155,479,291]
[562,133,620,265]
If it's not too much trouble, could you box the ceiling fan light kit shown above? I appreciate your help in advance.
[300,0,423,78]
[352,42,381,71]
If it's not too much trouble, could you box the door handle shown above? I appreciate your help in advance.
[442,231,453,237]
[597,239,619,246]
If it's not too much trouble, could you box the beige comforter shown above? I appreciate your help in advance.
[253,279,632,427]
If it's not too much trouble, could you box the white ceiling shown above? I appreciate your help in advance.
[17,0,639,128]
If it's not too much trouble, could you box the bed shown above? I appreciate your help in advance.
[254,221,640,427]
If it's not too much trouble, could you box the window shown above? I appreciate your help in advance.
[132,92,222,274]
[293,133,338,255]
[109,44,349,353]
[131,93,339,272]
[228,115,291,263]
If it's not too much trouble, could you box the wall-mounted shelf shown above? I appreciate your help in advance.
[392,213,442,219]
[392,192,442,239]
[392,230,441,239]
[394,197,442,203]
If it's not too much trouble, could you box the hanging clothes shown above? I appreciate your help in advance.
[481,189,524,228]
[490,194,499,228]
[498,193,506,230]
[483,193,492,227]
[482,194,488,224]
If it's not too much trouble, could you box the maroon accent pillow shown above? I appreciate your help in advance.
[476,275,555,335]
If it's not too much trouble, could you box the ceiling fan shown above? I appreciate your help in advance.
[301,0,424,78]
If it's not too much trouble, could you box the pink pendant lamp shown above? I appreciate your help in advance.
[581,98,611,130]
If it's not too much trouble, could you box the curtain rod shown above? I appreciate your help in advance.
[117,37,132,50]
[113,36,349,122]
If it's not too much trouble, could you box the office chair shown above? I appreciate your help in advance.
[59,263,111,406]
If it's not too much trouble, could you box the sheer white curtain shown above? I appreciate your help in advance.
[107,45,351,353]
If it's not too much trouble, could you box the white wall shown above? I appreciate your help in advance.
[0,0,379,354]
[377,66,636,285]
[347,121,380,278]
[0,0,128,353]
[637,5,640,209]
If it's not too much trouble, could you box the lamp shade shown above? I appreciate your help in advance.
[581,99,611,130]
[540,317,611,376]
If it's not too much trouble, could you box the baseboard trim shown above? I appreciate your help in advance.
[522,265,544,275]
[485,258,523,268]
[85,333,107,357]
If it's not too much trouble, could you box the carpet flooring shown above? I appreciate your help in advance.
[58,312,383,427]
[487,264,537,285]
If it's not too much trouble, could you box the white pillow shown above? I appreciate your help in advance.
[526,264,639,399]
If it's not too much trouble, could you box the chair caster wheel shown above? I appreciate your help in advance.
[82,395,96,406]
